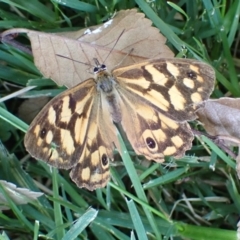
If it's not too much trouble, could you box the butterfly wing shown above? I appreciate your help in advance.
[112,58,214,161]
[24,79,117,190]
[115,86,193,161]
[113,58,215,121]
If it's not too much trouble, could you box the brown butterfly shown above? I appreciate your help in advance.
[24,58,215,190]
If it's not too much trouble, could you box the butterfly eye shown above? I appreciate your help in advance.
[93,67,99,73]
[146,137,156,149]
[101,153,108,166]
[101,64,106,69]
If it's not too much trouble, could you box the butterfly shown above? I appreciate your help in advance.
[24,58,215,190]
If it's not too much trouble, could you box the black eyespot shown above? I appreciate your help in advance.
[146,137,156,149]
[102,154,108,166]
[187,71,197,79]
[101,64,106,69]
[40,128,47,139]
[93,67,99,73]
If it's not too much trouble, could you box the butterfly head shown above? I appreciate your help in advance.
[93,58,107,74]
[93,64,106,73]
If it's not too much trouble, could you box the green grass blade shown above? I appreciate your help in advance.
[62,208,98,240]
[126,199,148,240]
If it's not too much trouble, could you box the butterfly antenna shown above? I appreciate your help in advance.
[93,58,101,67]
[56,54,95,68]
[103,29,125,64]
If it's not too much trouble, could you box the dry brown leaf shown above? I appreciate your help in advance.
[1,9,174,88]
[197,98,240,146]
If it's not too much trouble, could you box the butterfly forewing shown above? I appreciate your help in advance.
[113,58,215,122]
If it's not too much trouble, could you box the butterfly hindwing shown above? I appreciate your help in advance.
[70,85,119,190]
[116,85,194,161]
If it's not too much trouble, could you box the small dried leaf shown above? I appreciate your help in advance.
[197,98,240,146]
[1,9,174,88]
[0,180,43,211]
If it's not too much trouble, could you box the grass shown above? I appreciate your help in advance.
[0,0,239,239]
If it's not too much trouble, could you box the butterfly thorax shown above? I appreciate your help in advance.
[96,70,116,94]
[95,70,122,123]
